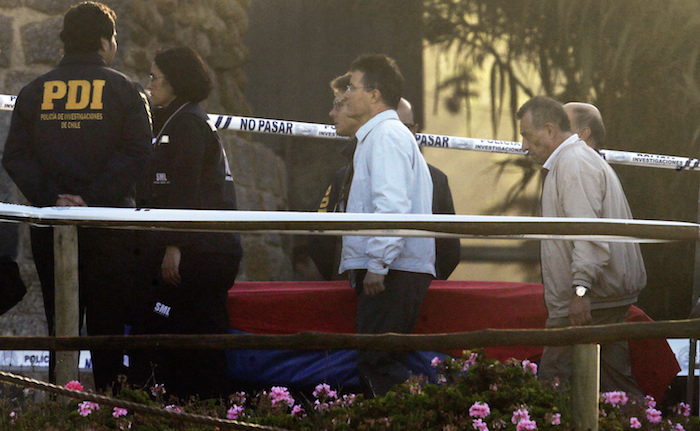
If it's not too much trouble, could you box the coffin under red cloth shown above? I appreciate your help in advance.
[228,280,679,401]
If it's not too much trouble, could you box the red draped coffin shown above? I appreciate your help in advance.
[228,280,679,400]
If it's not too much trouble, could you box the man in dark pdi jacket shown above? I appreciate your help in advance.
[309,85,460,281]
[2,1,152,390]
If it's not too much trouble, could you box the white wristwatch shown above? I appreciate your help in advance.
[574,285,588,297]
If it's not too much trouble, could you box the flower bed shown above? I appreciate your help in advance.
[0,351,695,430]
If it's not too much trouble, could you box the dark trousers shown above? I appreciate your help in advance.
[30,226,136,391]
[130,249,240,400]
[351,269,432,396]
[539,305,642,396]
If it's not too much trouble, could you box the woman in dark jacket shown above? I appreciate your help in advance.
[133,46,242,400]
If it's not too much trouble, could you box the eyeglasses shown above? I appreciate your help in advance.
[345,83,374,93]
[332,98,347,109]
[149,73,164,82]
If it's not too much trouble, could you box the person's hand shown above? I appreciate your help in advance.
[56,194,87,206]
[569,295,592,326]
[161,246,182,286]
[363,271,386,296]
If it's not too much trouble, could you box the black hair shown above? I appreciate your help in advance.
[516,96,571,132]
[349,54,403,109]
[60,1,116,54]
[154,47,213,103]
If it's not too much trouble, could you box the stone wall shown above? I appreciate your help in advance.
[0,0,292,336]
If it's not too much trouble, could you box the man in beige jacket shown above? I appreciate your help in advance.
[517,96,646,395]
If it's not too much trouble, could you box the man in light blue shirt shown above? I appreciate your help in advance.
[339,54,435,396]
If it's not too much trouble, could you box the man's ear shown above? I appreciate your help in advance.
[578,126,592,141]
[543,122,557,138]
[98,37,109,53]
[369,88,382,105]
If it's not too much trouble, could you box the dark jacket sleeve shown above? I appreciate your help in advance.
[151,113,209,249]
[308,165,349,280]
[82,83,152,205]
[2,87,61,206]
[429,164,461,280]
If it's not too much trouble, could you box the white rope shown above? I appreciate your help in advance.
[0,202,696,242]
[1,93,698,171]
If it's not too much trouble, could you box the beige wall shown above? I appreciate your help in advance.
[422,46,540,283]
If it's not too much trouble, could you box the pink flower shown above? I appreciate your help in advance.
[112,407,128,418]
[646,407,662,423]
[164,404,183,413]
[65,380,84,391]
[312,383,337,400]
[472,418,489,431]
[291,405,306,418]
[269,386,295,407]
[673,424,685,431]
[341,394,356,406]
[150,384,166,397]
[469,401,491,419]
[230,391,247,405]
[511,408,530,424]
[630,417,642,429]
[601,391,628,408]
[313,399,330,412]
[521,360,538,375]
[9,411,17,424]
[431,356,441,367]
[463,352,479,371]
[550,413,561,425]
[227,405,244,420]
[489,383,498,391]
[516,419,537,431]
[78,401,100,417]
[645,395,656,408]
[674,402,691,417]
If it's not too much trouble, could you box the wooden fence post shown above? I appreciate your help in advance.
[572,344,600,431]
[54,225,79,385]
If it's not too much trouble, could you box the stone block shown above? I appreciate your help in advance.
[127,22,152,47]
[193,32,211,58]
[21,17,62,65]
[240,235,291,281]
[130,0,163,33]
[0,16,13,68]
[217,71,250,114]
[261,191,282,211]
[4,70,40,95]
[0,0,21,7]
[273,156,288,199]
[122,47,150,73]
[254,145,285,194]
[153,0,176,14]
[231,0,250,33]
[0,261,46,336]
[227,139,257,187]
[24,0,74,14]
[201,14,226,37]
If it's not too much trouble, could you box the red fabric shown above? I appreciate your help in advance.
[228,280,679,401]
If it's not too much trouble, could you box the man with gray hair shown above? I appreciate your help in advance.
[517,96,645,395]
[563,102,606,150]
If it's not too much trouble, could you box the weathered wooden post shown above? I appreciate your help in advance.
[572,344,600,431]
[54,225,79,385]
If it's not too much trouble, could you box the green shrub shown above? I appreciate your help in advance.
[0,351,695,431]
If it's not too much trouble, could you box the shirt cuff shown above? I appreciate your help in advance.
[367,259,389,275]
